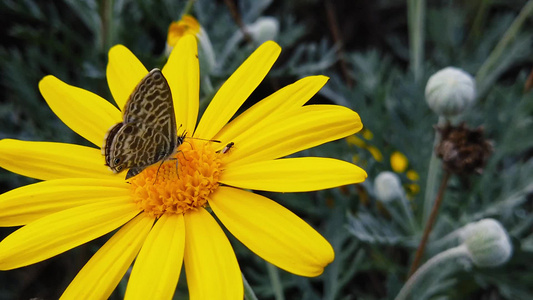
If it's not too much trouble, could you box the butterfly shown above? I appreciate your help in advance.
[103,68,184,179]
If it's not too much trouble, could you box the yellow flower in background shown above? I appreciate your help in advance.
[166,15,216,76]
[366,145,383,162]
[166,15,200,48]
[0,35,367,299]
[361,128,374,140]
[407,183,420,196]
[390,151,408,173]
[346,130,383,162]
[346,135,366,148]
[406,169,420,181]
[406,170,421,197]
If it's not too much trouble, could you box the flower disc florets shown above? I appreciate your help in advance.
[129,140,221,218]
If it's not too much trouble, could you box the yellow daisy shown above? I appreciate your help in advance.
[167,15,201,47]
[390,151,408,173]
[0,35,366,299]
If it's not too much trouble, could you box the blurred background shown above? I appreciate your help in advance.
[0,0,532,299]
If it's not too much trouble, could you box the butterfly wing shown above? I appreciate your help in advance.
[104,68,178,178]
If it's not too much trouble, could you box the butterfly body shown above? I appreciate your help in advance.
[103,68,180,179]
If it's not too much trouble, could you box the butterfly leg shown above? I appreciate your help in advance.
[153,160,167,184]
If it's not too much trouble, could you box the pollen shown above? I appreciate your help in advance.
[129,140,221,218]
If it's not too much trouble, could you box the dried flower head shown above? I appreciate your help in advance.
[435,123,493,175]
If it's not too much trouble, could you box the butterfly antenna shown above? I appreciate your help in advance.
[188,137,221,143]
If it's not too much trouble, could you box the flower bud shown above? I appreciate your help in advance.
[165,15,200,55]
[425,67,476,117]
[165,15,216,74]
[246,17,279,44]
[374,171,403,202]
[459,219,512,267]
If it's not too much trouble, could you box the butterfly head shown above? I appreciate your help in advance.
[106,153,132,174]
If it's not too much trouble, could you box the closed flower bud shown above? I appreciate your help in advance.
[459,219,512,267]
[425,67,476,117]
[374,171,403,202]
[246,17,279,44]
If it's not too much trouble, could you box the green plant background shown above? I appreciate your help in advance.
[0,0,532,299]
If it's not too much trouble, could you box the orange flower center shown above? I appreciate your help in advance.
[129,139,221,218]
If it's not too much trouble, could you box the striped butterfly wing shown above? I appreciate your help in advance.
[104,68,178,179]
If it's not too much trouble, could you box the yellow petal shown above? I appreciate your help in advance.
[183,208,243,300]
[0,178,129,226]
[61,214,153,300]
[224,105,363,166]
[0,139,118,180]
[214,76,329,143]
[162,35,199,134]
[209,187,334,277]
[194,41,281,139]
[362,129,374,140]
[39,76,122,147]
[366,145,383,162]
[0,198,138,270]
[106,45,149,110]
[125,214,185,300]
[220,157,367,192]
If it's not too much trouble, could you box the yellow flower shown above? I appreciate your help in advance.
[390,151,408,173]
[346,135,366,148]
[0,35,366,299]
[406,169,420,181]
[166,15,200,48]
[405,170,420,197]
[166,16,216,75]
[367,145,383,162]
[406,183,421,196]
[346,130,382,162]
[361,128,374,140]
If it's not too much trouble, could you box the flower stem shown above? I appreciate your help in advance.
[475,0,533,93]
[223,0,253,44]
[399,193,417,232]
[243,273,258,300]
[101,0,115,52]
[409,170,451,277]
[423,116,445,223]
[395,245,469,300]
[325,0,353,88]
[267,262,285,300]
[182,0,196,16]
[407,0,426,82]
